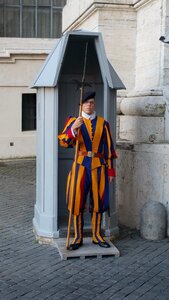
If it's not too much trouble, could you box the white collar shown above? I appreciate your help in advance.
[82,111,96,120]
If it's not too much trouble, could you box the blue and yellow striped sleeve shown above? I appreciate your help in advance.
[58,116,77,148]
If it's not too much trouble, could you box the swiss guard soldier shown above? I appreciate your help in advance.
[58,91,117,250]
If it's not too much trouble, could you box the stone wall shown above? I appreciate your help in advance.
[118,0,169,232]
[62,0,169,234]
[117,144,169,233]
[63,1,136,93]
[135,0,162,91]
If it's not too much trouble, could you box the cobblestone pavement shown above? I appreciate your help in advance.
[1,159,169,300]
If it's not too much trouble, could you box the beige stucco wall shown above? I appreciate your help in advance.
[0,87,35,158]
[0,38,56,158]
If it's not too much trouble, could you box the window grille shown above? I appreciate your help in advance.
[0,0,66,38]
[22,93,36,131]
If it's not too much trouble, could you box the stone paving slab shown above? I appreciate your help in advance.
[1,159,169,299]
[55,237,120,260]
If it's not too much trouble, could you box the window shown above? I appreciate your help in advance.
[22,94,36,131]
[0,0,66,38]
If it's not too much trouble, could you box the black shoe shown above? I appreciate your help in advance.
[93,240,110,248]
[69,241,83,251]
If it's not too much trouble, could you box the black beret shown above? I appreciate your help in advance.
[82,91,96,103]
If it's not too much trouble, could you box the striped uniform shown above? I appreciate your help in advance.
[58,115,117,217]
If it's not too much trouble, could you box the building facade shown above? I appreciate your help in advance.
[0,0,66,158]
[1,0,169,233]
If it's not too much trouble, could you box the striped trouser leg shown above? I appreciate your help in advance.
[92,212,105,243]
[71,213,83,245]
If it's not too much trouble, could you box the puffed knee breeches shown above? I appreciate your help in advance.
[66,162,109,216]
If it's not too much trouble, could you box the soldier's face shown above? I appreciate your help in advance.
[82,98,95,115]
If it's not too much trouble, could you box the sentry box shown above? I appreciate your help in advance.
[32,30,125,242]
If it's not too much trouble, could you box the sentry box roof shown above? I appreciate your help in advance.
[32,30,125,90]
